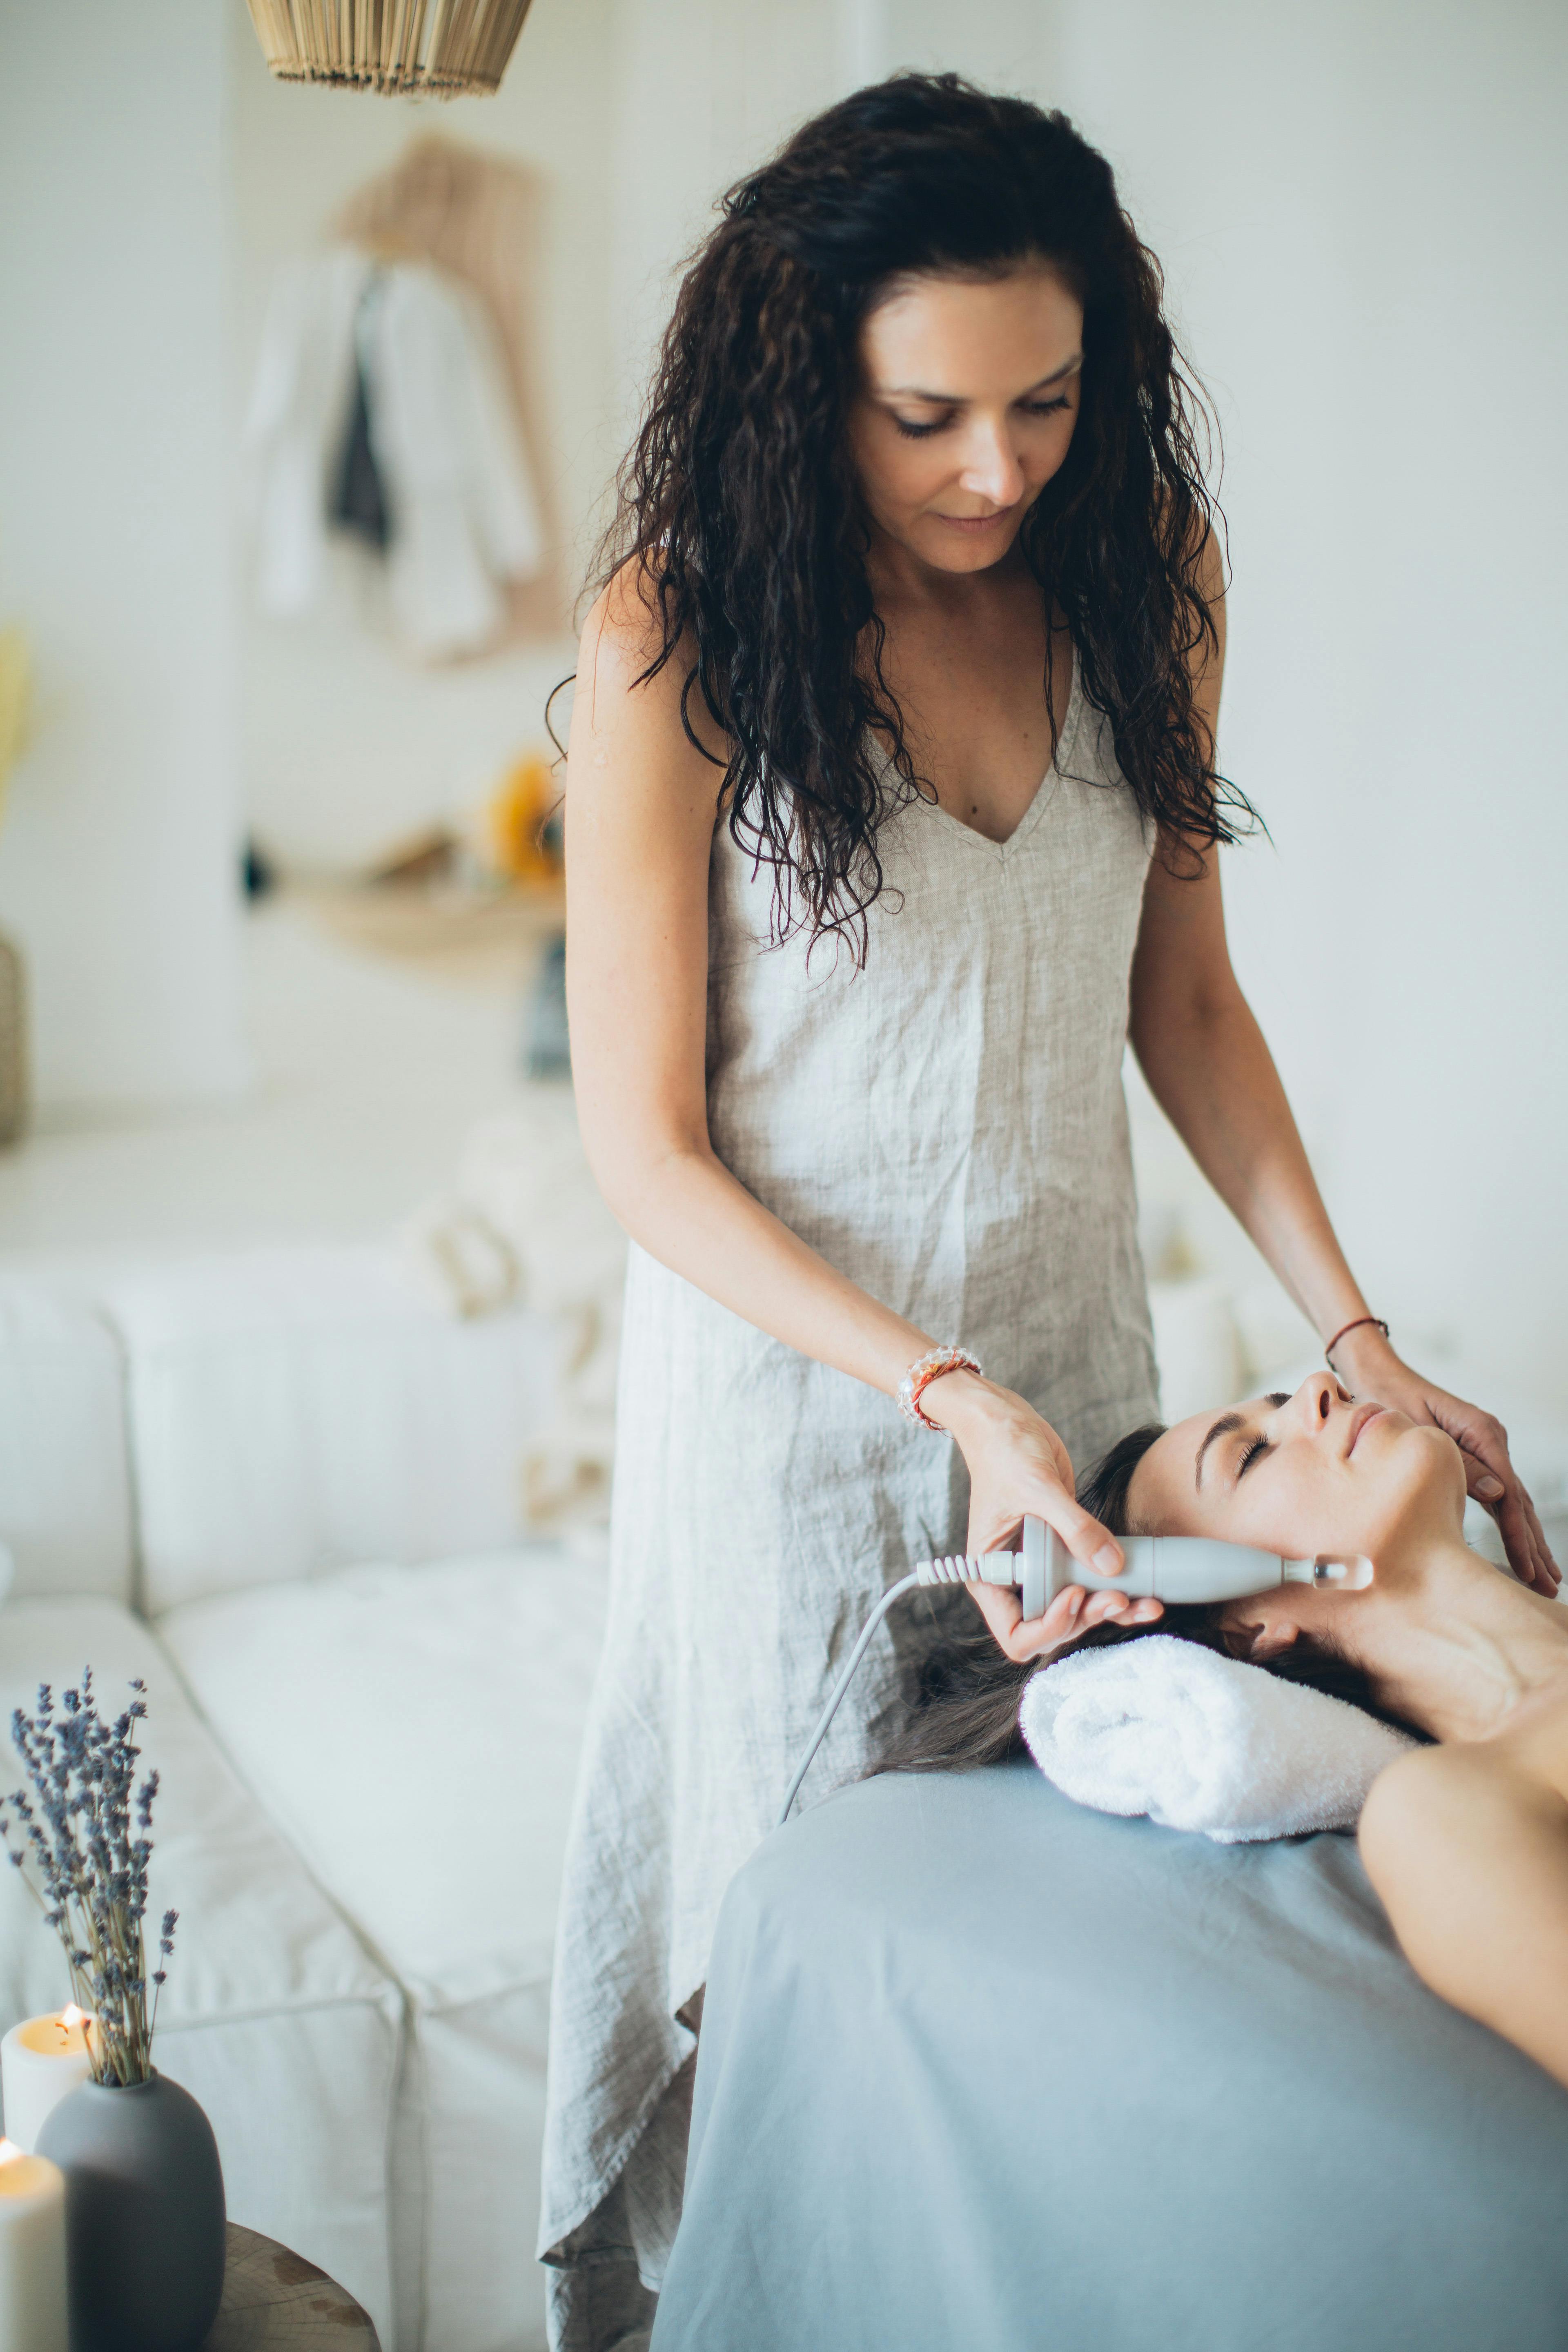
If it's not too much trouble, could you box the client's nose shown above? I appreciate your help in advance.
[1291,1372,1343,1433]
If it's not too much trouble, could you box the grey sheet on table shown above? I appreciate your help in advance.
[652,1758,1568,2352]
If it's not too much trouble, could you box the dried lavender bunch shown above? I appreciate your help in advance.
[0,1672,178,2087]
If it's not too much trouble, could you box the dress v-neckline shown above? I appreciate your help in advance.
[916,653,1080,862]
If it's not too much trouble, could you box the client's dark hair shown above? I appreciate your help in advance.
[872,1423,1397,1778]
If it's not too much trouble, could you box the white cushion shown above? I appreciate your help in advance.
[1147,1278,1245,1424]
[0,1599,402,2345]
[0,1287,133,1602]
[105,1249,564,1611]
[156,1546,608,2352]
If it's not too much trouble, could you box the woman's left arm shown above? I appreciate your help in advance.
[1129,867,1555,1592]
[1127,541,1558,1595]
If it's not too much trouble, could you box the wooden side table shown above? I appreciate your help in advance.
[203,2224,381,2348]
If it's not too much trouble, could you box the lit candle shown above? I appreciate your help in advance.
[0,2011,94,2156]
[0,2140,67,2352]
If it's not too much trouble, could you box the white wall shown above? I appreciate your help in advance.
[1046,0,1568,1414]
[229,0,616,871]
[232,0,1054,873]
[0,0,247,1114]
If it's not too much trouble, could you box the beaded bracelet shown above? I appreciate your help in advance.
[897,1346,983,1432]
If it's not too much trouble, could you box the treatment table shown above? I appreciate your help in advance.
[653,1760,1568,2351]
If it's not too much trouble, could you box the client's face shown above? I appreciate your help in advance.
[1129,1372,1466,1598]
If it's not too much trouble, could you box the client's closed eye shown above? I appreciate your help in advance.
[1235,1396,1288,1483]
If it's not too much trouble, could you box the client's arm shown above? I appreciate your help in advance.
[1359,1740,1568,2093]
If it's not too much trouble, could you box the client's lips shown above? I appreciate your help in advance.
[1347,1402,1387,1457]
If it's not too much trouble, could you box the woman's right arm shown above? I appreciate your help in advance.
[564,576,1149,1660]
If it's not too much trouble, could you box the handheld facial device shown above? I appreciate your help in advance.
[776,1519,1372,1825]
[925,1520,1374,1622]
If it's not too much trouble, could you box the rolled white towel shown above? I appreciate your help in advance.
[1019,1634,1417,1843]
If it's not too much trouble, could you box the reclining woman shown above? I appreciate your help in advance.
[882,1370,1568,2098]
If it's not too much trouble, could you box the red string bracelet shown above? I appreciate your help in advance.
[1325,1315,1390,1372]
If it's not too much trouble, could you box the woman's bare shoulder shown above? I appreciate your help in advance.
[580,559,667,679]
[575,561,728,771]
[1359,1729,1568,1885]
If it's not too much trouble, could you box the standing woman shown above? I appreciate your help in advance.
[541,75,1552,2349]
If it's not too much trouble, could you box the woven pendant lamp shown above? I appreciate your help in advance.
[244,0,537,97]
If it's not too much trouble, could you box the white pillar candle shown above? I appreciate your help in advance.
[0,2011,95,2156]
[0,2140,67,2352]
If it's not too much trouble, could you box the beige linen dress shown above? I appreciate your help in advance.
[539,662,1161,2349]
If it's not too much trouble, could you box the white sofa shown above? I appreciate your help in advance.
[0,1250,609,2352]
[1,1247,1561,2352]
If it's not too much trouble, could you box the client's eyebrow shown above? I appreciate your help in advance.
[1194,1411,1247,1491]
[1194,1394,1291,1492]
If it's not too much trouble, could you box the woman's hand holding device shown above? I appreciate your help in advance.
[920,1368,1165,1661]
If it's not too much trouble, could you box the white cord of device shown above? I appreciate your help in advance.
[920,1552,1016,1584]
[775,1550,1026,1828]
[775,1572,921,1828]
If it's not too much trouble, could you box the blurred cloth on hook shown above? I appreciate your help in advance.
[246,246,544,660]
[336,134,561,639]
[330,282,392,555]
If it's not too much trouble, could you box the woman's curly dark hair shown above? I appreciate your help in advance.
[592,71,1257,956]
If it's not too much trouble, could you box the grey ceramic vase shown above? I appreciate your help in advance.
[38,2071,226,2352]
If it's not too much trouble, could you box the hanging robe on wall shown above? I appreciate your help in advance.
[245,247,545,661]
[332,136,561,639]
[330,277,392,553]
